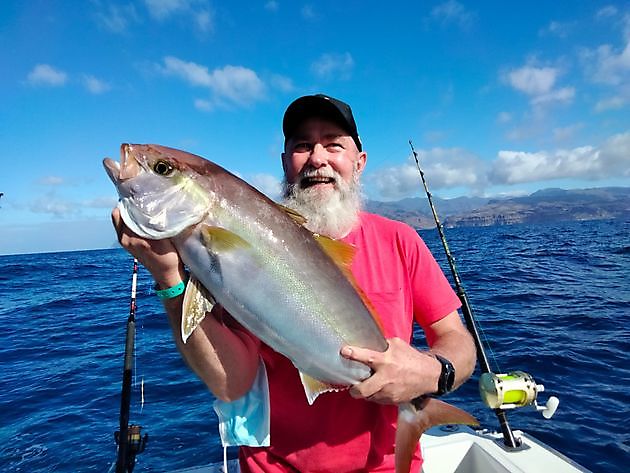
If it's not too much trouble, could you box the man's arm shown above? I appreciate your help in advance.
[341,310,476,404]
[112,208,260,401]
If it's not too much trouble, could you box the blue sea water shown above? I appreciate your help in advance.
[1,219,628,472]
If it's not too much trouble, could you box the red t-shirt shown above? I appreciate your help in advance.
[240,212,461,472]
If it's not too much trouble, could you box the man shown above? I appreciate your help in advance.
[112,94,476,472]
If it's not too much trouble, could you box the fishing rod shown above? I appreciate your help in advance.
[408,141,558,448]
[115,258,148,473]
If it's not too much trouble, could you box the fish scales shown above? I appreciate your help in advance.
[103,143,478,473]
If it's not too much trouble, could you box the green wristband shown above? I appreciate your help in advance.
[155,280,186,300]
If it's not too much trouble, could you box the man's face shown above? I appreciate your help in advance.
[282,118,367,194]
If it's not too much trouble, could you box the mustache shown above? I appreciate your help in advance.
[299,167,340,182]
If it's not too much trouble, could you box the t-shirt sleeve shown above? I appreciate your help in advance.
[399,225,461,330]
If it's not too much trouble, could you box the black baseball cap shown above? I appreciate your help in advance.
[282,94,362,151]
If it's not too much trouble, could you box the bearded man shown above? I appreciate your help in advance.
[112,94,476,472]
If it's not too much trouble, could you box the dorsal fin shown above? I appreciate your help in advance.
[313,234,355,268]
[314,234,386,334]
[276,203,308,225]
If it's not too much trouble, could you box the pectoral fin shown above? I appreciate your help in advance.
[395,398,478,473]
[181,275,216,343]
[298,371,341,405]
[201,225,251,252]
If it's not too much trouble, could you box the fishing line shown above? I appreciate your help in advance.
[408,141,519,447]
[134,263,147,414]
[408,141,492,371]
[114,257,147,473]
[408,140,561,446]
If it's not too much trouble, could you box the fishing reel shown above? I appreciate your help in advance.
[115,424,148,464]
[479,371,559,419]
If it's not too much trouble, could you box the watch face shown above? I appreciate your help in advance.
[435,354,455,395]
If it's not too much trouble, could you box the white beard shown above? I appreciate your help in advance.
[282,167,363,239]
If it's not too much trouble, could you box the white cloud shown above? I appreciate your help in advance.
[143,0,213,33]
[28,195,80,218]
[368,164,421,200]
[162,56,213,86]
[507,66,557,95]
[580,41,630,85]
[194,98,214,111]
[301,5,316,20]
[83,196,118,208]
[310,52,354,80]
[269,74,294,92]
[160,57,266,107]
[598,132,630,177]
[210,65,266,105]
[250,174,282,200]
[504,65,574,107]
[431,0,475,28]
[194,9,214,34]
[580,10,630,84]
[370,132,630,199]
[539,21,572,38]
[37,176,66,186]
[596,6,618,19]
[552,123,584,143]
[144,0,190,19]
[595,95,627,112]
[368,148,486,200]
[27,64,68,87]
[423,130,446,143]
[83,75,111,94]
[490,132,630,184]
[530,86,575,105]
[94,3,139,33]
[265,1,279,12]
[497,112,512,124]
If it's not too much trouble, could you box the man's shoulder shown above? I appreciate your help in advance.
[359,211,416,234]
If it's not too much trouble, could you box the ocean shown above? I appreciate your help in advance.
[1,219,628,472]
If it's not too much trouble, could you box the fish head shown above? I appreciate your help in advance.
[103,143,213,239]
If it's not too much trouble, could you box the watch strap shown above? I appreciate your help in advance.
[434,354,456,396]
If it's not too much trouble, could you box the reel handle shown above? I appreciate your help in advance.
[539,395,559,419]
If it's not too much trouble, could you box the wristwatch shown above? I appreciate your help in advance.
[434,354,456,396]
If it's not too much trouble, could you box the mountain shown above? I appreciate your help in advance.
[366,187,630,229]
[365,195,489,229]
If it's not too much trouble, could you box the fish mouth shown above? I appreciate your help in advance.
[103,157,120,183]
[103,144,139,183]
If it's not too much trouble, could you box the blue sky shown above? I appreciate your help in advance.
[1,1,629,254]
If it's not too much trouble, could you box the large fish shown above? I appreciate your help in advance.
[103,143,477,472]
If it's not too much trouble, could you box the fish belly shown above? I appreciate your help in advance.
[177,232,375,386]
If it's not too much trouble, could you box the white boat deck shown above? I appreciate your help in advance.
[171,424,590,473]
[421,425,590,473]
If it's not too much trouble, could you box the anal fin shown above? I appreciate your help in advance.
[298,371,341,405]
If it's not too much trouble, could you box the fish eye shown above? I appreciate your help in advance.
[153,160,174,176]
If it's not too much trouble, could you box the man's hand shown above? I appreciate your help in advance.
[340,338,441,404]
[111,207,185,288]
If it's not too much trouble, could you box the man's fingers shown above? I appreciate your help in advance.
[341,345,380,368]
[349,376,378,399]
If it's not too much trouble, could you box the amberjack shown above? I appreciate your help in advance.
[104,143,477,472]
